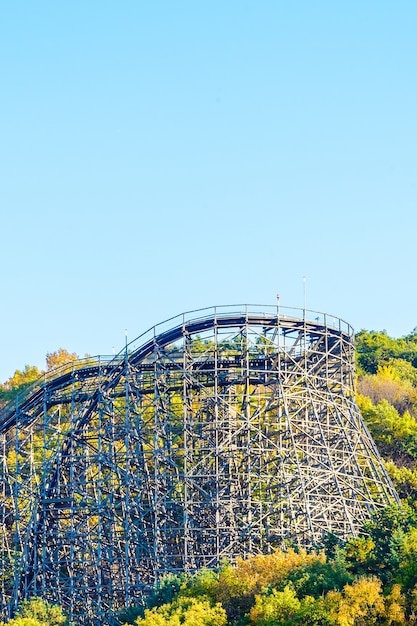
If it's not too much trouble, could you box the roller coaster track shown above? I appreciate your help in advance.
[0,305,399,625]
[0,309,343,432]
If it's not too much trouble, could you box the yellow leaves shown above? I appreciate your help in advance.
[384,584,406,625]
[345,536,375,565]
[327,577,407,626]
[357,392,417,461]
[0,617,46,626]
[384,460,417,486]
[247,575,405,626]
[134,597,227,626]
[1,598,68,626]
[218,547,325,600]
[2,365,41,391]
[377,364,403,382]
[358,362,417,417]
[380,359,417,386]
[356,393,374,413]
[211,549,328,624]
[135,611,170,626]
[249,585,302,625]
[46,349,78,372]
[330,577,385,626]
[0,349,79,398]
[401,525,417,556]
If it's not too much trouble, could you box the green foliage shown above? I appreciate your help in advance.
[385,460,417,502]
[133,595,227,626]
[357,395,417,462]
[321,533,344,560]
[346,504,417,587]
[16,597,67,625]
[189,336,215,354]
[0,598,68,626]
[344,536,375,578]
[180,568,219,603]
[281,557,352,598]
[355,329,417,375]
[358,367,417,415]
[355,330,404,375]
[212,549,325,623]
[118,604,145,625]
[384,358,417,385]
[147,573,190,611]
[0,619,44,626]
[249,585,305,625]
[331,576,386,626]
[0,365,41,405]
[0,348,79,407]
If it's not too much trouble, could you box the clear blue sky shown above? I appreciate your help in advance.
[0,1,416,383]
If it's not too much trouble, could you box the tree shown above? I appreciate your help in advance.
[0,617,46,626]
[358,368,417,416]
[359,504,417,585]
[355,330,402,375]
[213,549,324,623]
[46,348,78,371]
[0,364,41,405]
[344,536,375,578]
[384,584,406,625]
[0,598,68,626]
[282,558,351,598]
[329,577,385,626]
[133,596,227,626]
[384,460,417,502]
[357,395,417,462]
[249,585,302,625]
[395,527,417,593]
[249,586,335,626]
[355,329,417,376]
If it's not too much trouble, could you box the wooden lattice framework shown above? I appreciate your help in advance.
[0,305,398,623]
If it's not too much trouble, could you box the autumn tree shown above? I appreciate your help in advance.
[45,348,78,371]
[0,598,68,626]
[330,577,385,626]
[133,596,227,626]
[0,364,41,405]
[357,395,417,463]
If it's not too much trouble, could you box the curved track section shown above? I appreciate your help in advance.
[0,305,398,624]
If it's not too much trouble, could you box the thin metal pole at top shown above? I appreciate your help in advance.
[303,276,306,316]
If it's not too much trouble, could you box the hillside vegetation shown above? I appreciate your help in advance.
[2,329,417,624]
